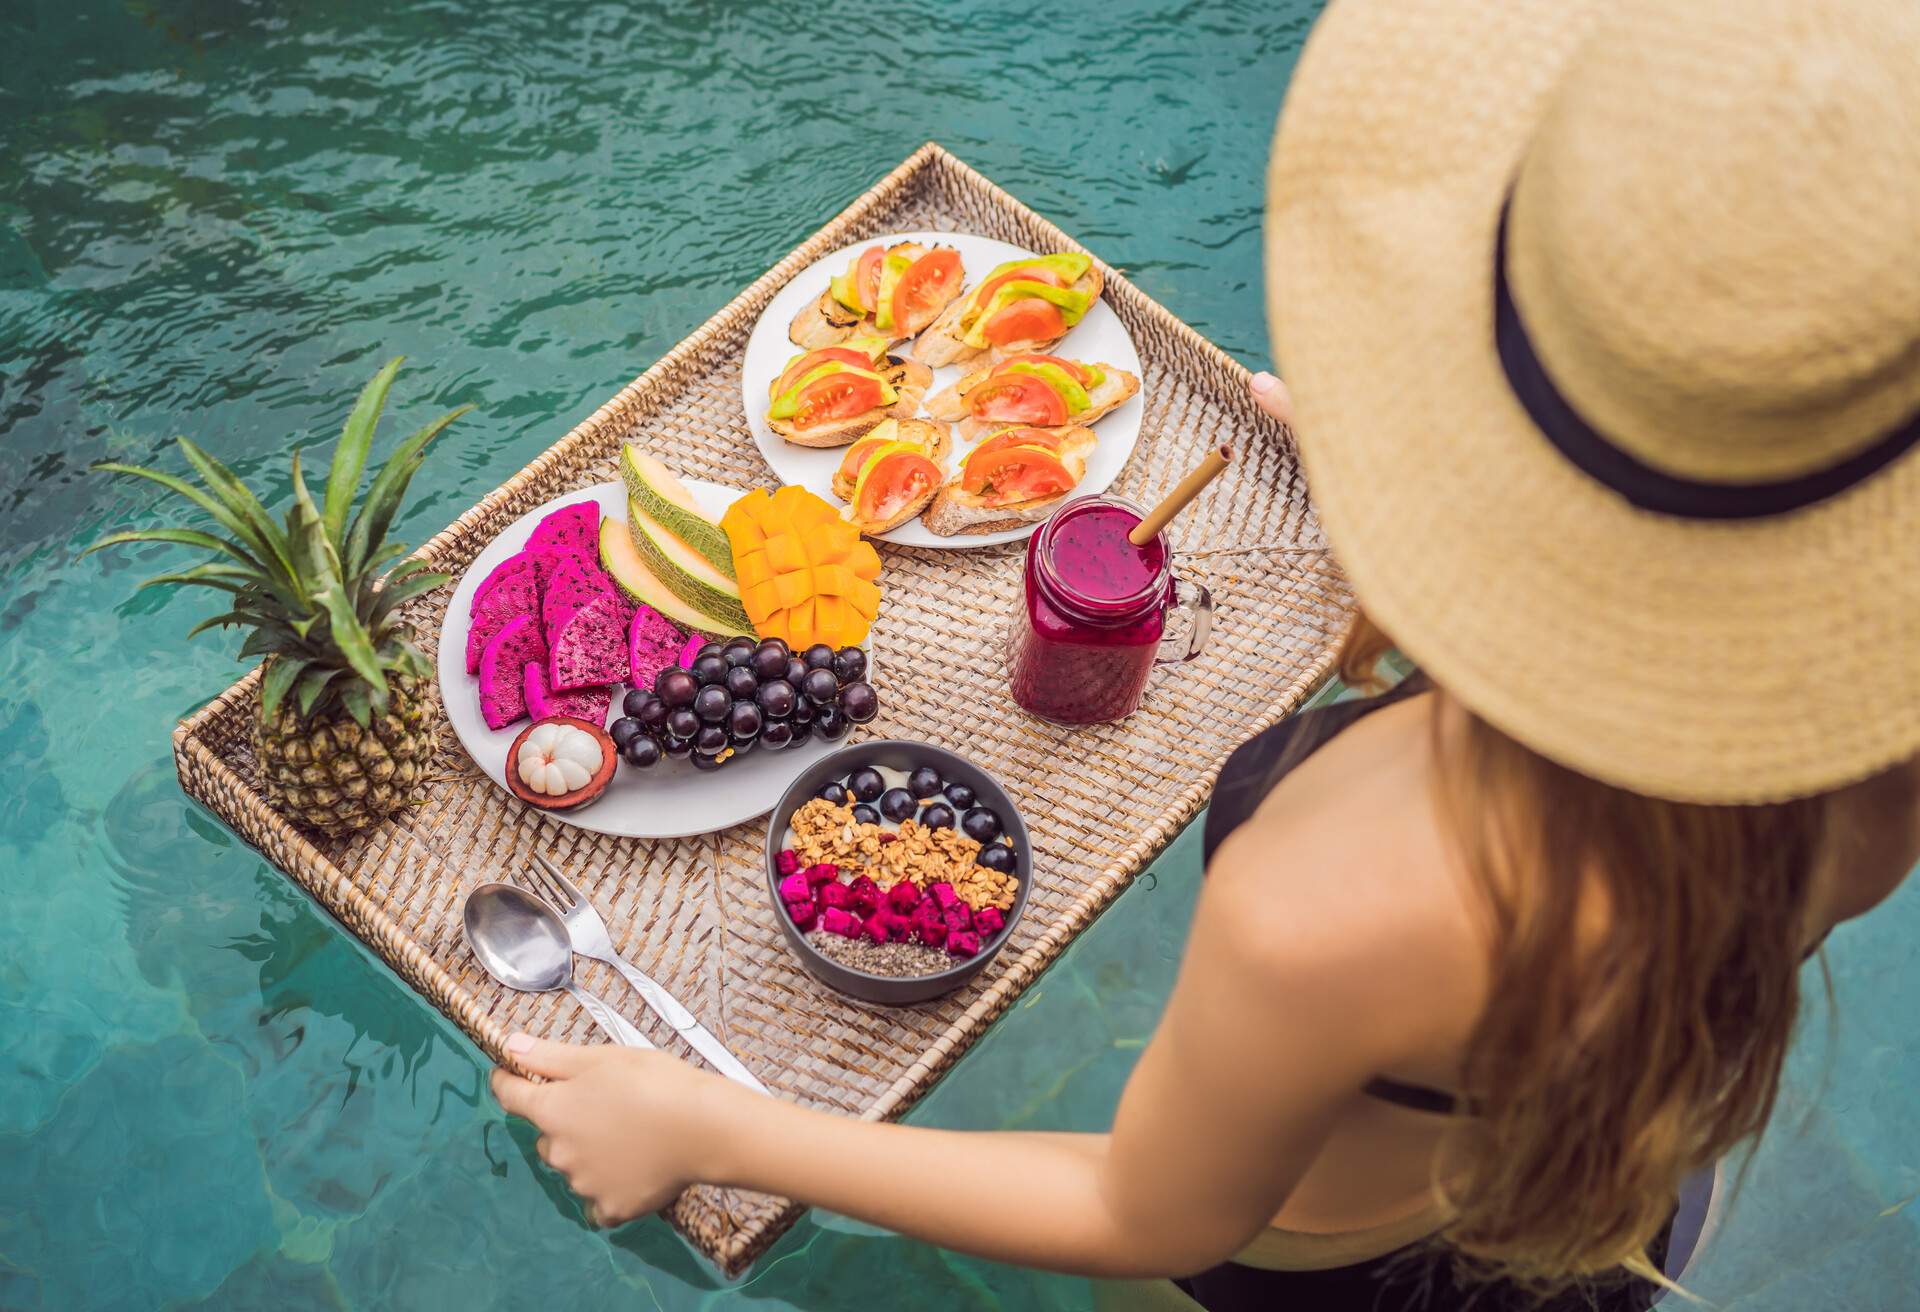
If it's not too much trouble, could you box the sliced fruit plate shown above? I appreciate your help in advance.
[742,231,1146,549]
[438,460,878,839]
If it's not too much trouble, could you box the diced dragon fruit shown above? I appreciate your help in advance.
[786,900,818,933]
[972,905,1006,939]
[777,872,812,904]
[929,882,961,911]
[817,882,852,912]
[819,907,861,939]
[945,930,982,959]
[942,902,973,935]
[846,875,880,917]
[885,880,922,915]
[805,862,840,885]
[775,850,802,877]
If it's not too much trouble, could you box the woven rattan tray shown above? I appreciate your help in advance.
[172,143,1353,1274]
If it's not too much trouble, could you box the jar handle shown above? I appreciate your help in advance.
[1157,576,1213,665]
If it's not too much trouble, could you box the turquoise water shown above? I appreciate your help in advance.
[1,1,1913,1308]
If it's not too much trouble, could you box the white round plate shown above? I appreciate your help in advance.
[742,230,1144,549]
[437,480,865,839]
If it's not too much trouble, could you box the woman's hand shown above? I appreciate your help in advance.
[1249,370,1296,432]
[491,1034,743,1227]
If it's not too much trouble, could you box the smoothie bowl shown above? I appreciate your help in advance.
[764,740,1032,1005]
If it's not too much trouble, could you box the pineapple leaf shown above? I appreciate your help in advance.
[260,656,310,722]
[346,403,472,576]
[175,438,299,588]
[369,569,447,625]
[91,462,291,593]
[134,564,259,597]
[296,666,342,716]
[80,527,266,575]
[239,625,309,659]
[324,356,403,548]
[339,681,372,729]
[186,610,256,639]
[315,576,388,706]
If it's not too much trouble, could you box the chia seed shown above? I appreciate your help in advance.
[805,930,957,978]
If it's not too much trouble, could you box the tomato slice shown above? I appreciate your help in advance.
[970,265,1069,314]
[966,372,1070,426]
[961,444,1077,507]
[992,354,1089,385]
[835,433,894,487]
[851,449,942,524]
[981,298,1068,348]
[773,347,873,399]
[855,246,885,313]
[890,249,963,336]
[793,370,886,429]
[970,427,1066,460]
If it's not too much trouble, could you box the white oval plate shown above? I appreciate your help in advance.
[437,480,864,839]
[742,230,1145,549]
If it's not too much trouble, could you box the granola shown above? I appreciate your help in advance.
[786,796,1017,913]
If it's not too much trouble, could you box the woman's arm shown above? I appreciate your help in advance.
[492,828,1437,1278]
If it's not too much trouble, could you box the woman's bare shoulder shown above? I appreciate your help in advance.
[1198,692,1491,1064]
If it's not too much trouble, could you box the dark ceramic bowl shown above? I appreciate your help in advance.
[764,739,1032,1005]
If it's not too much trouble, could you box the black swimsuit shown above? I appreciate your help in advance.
[1175,675,1670,1312]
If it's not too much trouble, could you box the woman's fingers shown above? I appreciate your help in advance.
[504,1032,600,1080]
[1249,370,1296,429]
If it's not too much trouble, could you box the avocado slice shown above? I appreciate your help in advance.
[871,249,915,333]
[996,361,1091,413]
[962,282,1095,348]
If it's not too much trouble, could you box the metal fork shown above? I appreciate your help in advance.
[522,852,769,1094]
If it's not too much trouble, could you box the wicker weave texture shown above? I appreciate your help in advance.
[172,144,1352,1275]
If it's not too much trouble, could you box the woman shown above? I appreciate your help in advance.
[492,0,1920,1306]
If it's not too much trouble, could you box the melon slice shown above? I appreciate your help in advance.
[626,499,753,633]
[478,613,548,729]
[549,593,632,691]
[466,567,540,675]
[526,501,599,556]
[522,661,612,725]
[598,516,752,636]
[620,446,734,579]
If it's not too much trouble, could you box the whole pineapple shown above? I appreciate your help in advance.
[90,358,470,837]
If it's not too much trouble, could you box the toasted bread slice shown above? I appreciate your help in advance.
[924,363,1139,440]
[768,357,933,448]
[843,433,953,536]
[830,419,952,501]
[921,426,1097,537]
[912,263,1106,367]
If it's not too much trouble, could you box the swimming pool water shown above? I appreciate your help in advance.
[2,2,1914,1308]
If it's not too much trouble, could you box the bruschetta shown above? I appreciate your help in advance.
[912,253,1104,366]
[788,242,966,350]
[767,336,934,448]
[924,355,1139,442]
[836,419,953,536]
[922,426,1099,537]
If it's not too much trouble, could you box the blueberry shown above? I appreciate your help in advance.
[818,781,850,805]
[664,707,699,740]
[694,724,729,754]
[760,720,794,750]
[655,668,699,708]
[610,717,644,749]
[801,667,840,706]
[942,781,976,810]
[850,802,880,825]
[813,705,849,741]
[803,643,836,670]
[831,646,868,685]
[622,688,657,719]
[977,843,1016,874]
[725,666,759,699]
[694,685,731,723]
[622,735,662,768]
[691,653,728,686]
[879,788,917,823]
[920,802,956,830]
[848,767,886,802]
[961,808,1003,843]
[839,681,879,724]
[907,766,943,799]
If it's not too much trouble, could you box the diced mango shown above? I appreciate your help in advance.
[720,483,886,649]
[844,574,881,620]
[764,531,809,576]
[813,595,848,640]
[735,549,773,591]
[786,599,816,649]
[848,540,882,582]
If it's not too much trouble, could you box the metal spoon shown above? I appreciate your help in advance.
[463,881,653,1049]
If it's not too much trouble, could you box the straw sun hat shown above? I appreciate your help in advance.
[1266,0,1920,804]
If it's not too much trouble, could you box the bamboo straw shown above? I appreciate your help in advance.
[1130,444,1233,544]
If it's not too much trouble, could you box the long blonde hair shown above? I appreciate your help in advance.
[1335,611,1911,1290]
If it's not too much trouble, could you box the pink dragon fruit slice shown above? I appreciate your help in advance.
[541,554,615,642]
[525,501,599,556]
[469,552,537,616]
[477,613,548,730]
[548,593,631,691]
[521,662,611,725]
[676,632,710,669]
[466,568,540,675]
[629,605,690,693]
